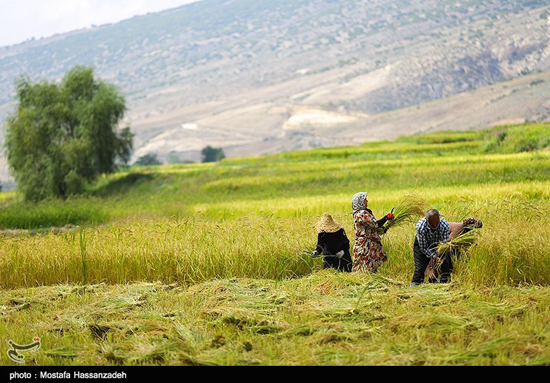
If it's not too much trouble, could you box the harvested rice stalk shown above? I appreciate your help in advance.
[379,194,428,235]
[437,229,481,255]
[429,226,481,278]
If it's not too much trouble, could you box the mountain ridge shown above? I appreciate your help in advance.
[0,0,549,185]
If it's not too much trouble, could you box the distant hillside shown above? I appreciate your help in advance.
[1,0,550,186]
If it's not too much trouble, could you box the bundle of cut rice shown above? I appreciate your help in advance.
[378,194,428,235]
[437,228,481,255]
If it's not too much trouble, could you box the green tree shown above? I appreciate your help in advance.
[4,66,133,201]
[135,153,162,166]
[201,146,226,163]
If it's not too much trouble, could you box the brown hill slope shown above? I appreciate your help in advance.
[0,0,549,183]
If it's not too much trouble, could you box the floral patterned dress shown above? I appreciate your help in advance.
[352,209,387,273]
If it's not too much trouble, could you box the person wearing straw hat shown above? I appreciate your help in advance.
[311,213,353,272]
[351,192,394,273]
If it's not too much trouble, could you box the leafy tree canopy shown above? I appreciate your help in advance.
[201,146,226,163]
[135,153,162,166]
[4,66,134,201]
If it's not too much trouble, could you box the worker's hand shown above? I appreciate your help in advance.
[386,213,395,220]
[336,250,345,259]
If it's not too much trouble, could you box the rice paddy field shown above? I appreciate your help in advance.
[1,123,550,366]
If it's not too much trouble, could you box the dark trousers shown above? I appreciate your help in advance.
[433,252,453,283]
[323,251,353,273]
[411,239,453,284]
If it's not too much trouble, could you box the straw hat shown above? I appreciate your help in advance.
[313,213,344,234]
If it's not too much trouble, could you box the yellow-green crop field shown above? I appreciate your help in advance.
[1,123,549,365]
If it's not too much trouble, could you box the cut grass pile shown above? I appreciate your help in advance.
[1,274,550,366]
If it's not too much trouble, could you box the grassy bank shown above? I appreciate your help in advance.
[1,123,549,229]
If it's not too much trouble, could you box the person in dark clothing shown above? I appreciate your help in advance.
[311,213,353,272]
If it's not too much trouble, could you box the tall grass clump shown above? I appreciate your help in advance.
[445,200,550,286]
[80,229,88,285]
[1,197,549,289]
[0,217,319,289]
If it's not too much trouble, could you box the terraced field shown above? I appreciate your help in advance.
[1,123,549,365]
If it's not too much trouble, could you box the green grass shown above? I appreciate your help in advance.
[0,197,108,230]
[1,123,548,228]
[0,122,549,365]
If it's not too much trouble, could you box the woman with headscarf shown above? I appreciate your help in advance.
[351,192,394,273]
[311,213,353,272]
